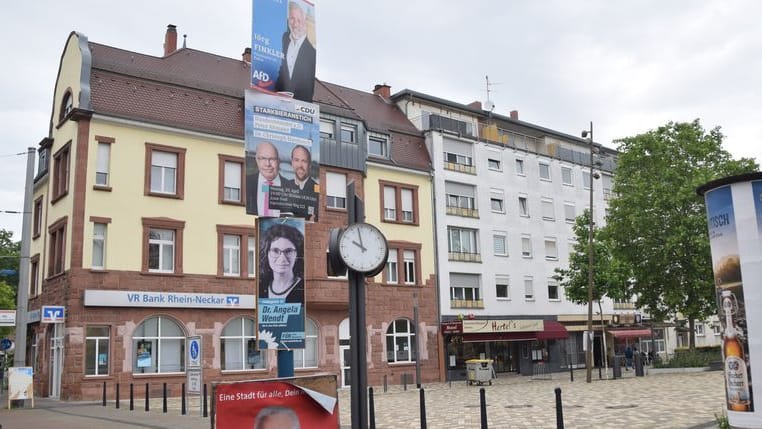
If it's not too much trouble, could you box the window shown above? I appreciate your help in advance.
[52,142,71,202]
[30,254,40,296]
[515,158,525,175]
[85,326,110,376]
[248,236,256,278]
[496,275,510,299]
[384,243,421,286]
[539,162,551,181]
[219,156,244,205]
[695,323,705,336]
[33,196,43,239]
[368,135,389,157]
[561,166,573,186]
[92,222,107,270]
[319,120,335,140]
[218,225,255,278]
[443,139,475,173]
[524,277,534,301]
[493,233,507,256]
[488,158,501,171]
[444,152,473,166]
[142,218,184,274]
[541,198,555,221]
[60,91,73,121]
[95,138,113,188]
[490,189,505,213]
[223,235,240,276]
[564,203,576,223]
[294,318,319,369]
[448,227,478,255]
[544,238,558,260]
[221,317,266,371]
[445,182,477,217]
[548,279,560,301]
[521,235,533,258]
[326,172,347,209]
[37,143,50,177]
[145,143,186,199]
[386,319,416,363]
[380,181,418,224]
[133,316,185,373]
[340,123,357,143]
[712,323,721,336]
[48,217,67,277]
[518,196,529,217]
[450,273,481,307]
[583,171,592,189]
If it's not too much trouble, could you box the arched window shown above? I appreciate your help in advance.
[132,316,185,373]
[293,318,318,369]
[386,318,416,363]
[60,91,73,121]
[221,317,267,371]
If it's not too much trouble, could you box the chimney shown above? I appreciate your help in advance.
[467,101,482,110]
[164,24,178,56]
[242,47,251,63]
[510,110,519,120]
[373,83,391,99]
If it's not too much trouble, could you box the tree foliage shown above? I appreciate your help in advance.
[0,228,19,300]
[604,120,757,349]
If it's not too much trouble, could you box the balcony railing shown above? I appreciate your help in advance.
[448,252,482,263]
[446,206,479,218]
[444,161,476,175]
[450,299,484,309]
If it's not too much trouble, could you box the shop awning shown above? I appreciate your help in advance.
[609,328,652,338]
[537,320,569,340]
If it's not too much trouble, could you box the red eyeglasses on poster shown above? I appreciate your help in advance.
[213,375,340,429]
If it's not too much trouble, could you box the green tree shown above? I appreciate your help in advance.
[605,120,757,350]
[0,228,20,300]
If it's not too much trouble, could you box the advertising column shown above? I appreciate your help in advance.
[700,173,762,428]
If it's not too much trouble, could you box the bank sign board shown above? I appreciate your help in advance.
[84,290,256,309]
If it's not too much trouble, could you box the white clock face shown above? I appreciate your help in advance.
[338,223,388,273]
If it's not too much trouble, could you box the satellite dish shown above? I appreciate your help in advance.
[484,100,495,111]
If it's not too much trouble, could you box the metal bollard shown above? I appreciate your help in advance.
[181,383,186,415]
[368,387,376,429]
[403,373,408,391]
[145,383,150,412]
[420,388,427,429]
[130,383,134,411]
[102,381,107,406]
[116,383,120,409]
[163,383,167,413]
[555,387,564,429]
[569,365,574,382]
[479,388,488,429]
[383,374,387,393]
[203,383,208,418]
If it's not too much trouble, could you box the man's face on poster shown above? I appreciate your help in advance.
[288,4,307,39]
[291,146,310,182]
[256,143,279,181]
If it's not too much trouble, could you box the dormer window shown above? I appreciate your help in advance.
[60,91,73,121]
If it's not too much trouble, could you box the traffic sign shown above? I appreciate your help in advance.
[187,336,202,369]
[0,338,13,351]
[41,306,65,323]
[187,368,202,394]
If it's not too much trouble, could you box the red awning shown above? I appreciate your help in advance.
[537,320,569,340]
[609,328,652,338]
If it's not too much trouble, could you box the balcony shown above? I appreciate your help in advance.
[448,252,482,263]
[446,206,479,218]
[450,299,484,309]
[444,161,476,175]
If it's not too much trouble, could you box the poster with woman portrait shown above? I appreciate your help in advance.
[257,217,306,350]
[136,340,152,368]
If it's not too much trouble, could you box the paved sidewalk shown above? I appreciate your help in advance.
[0,369,725,428]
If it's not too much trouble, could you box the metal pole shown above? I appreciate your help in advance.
[585,121,595,384]
[414,293,421,388]
[555,387,564,429]
[347,182,368,429]
[13,148,35,368]
[600,303,608,379]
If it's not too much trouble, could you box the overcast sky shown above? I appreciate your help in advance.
[2,0,761,238]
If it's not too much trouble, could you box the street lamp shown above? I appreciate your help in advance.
[581,122,596,383]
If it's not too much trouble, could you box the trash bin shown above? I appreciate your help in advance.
[634,352,645,377]
[612,354,622,379]
[466,359,495,386]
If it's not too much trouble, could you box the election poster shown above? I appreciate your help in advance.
[245,90,320,221]
[251,0,316,102]
[8,367,34,407]
[213,374,339,429]
[257,217,306,350]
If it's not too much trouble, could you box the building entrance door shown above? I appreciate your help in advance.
[49,323,64,398]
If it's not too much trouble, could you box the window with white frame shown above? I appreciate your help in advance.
[386,250,398,284]
[95,142,111,187]
[445,182,476,213]
[712,323,721,336]
[223,234,241,276]
[383,186,396,220]
[403,250,416,284]
[521,235,533,258]
[148,228,175,272]
[541,198,555,221]
[488,158,501,171]
[221,317,266,370]
[294,318,319,368]
[564,203,576,223]
[320,119,335,139]
[518,196,529,217]
[450,273,480,303]
[496,275,510,299]
[561,167,572,186]
[524,276,534,301]
[544,238,558,260]
[490,189,505,213]
[248,236,256,277]
[401,189,414,222]
[539,162,551,181]
[133,316,185,373]
[150,150,178,194]
[368,135,389,157]
[223,160,243,203]
[386,319,416,363]
[381,182,417,224]
[547,278,560,301]
[695,323,705,336]
[583,171,592,189]
[92,223,107,269]
[85,325,110,376]
[515,158,525,175]
[448,227,478,254]
[341,123,357,143]
[493,232,507,256]
[326,172,347,209]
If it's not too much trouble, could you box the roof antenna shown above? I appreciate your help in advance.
[484,75,498,112]
[182,34,187,48]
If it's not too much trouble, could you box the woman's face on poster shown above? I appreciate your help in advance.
[268,237,297,275]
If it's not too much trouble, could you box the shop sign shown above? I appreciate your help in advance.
[84,290,256,309]
[441,321,462,334]
[463,319,543,334]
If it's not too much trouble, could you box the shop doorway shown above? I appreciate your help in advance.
[48,323,64,398]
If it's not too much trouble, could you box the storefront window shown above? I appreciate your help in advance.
[386,319,416,363]
[85,326,110,376]
[221,317,266,371]
[132,316,185,373]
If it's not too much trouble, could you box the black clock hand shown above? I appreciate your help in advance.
[352,240,367,252]
[357,228,365,247]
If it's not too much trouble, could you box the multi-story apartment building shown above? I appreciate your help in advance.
[389,89,619,377]
[23,26,439,400]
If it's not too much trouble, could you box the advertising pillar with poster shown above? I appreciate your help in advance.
[699,172,762,428]
[257,217,306,350]
[213,374,339,429]
[251,0,316,103]
[245,90,320,221]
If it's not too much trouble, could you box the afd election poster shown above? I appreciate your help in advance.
[251,0,316,102]
[257,217,305,350]
[213,375,339,429]
[245,90,320,221]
